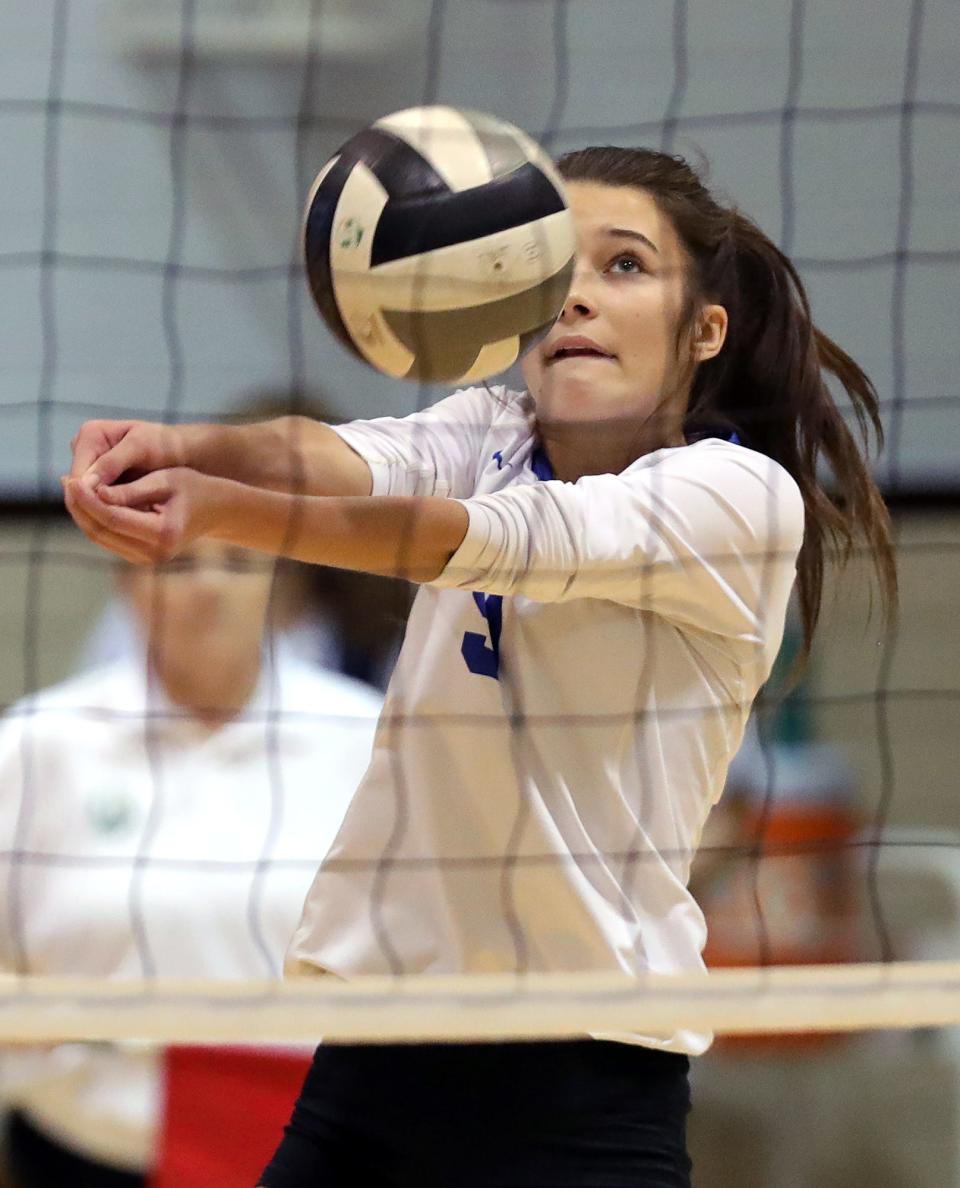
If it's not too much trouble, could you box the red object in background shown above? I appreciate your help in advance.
[152,1046,310,1188]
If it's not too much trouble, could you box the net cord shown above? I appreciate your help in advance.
[1,962,959,1044]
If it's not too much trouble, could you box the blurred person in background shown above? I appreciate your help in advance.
[0,537,382,1187]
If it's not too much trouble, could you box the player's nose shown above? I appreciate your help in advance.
[558,270,600,322]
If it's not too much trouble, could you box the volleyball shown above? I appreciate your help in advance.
[302,106,576,384]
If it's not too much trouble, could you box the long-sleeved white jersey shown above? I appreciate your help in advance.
[287,384,804,1054]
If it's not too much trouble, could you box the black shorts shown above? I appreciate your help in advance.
[260,1039,691,1188]
[4,1109,145,1188]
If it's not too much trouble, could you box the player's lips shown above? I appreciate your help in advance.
[545,336,616,363]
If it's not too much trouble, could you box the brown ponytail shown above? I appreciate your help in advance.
[557,146,897,657]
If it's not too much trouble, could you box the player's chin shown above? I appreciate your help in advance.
[530,376,627,424]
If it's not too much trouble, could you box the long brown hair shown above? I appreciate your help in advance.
[557,146,897,656]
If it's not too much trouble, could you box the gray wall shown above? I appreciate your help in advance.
[1,0,958,495]
[813,510,960,838]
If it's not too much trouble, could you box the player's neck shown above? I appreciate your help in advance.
[538,419,685,481]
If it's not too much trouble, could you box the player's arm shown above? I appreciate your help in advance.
[66,387,501,552]
[68,416,372,498]
[65,417,372,546]
[65,469,468,582]
[68,383,503,504]
[190,417,374,496]
[430,447,806,640]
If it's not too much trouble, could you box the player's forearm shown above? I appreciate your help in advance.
[181,418,373,497]
[208,481,468,581]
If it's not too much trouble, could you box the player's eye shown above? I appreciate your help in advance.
[607,252,646,275]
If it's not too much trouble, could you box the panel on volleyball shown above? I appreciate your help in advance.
[302,106,576,383]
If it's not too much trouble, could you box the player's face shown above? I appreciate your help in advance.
[522,181,726,441]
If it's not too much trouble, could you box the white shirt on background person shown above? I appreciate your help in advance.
[0,655,381,1172]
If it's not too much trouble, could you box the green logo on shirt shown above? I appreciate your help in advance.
[86,788,136,835]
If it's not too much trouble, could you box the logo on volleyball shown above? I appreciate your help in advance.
[337,218,365,250]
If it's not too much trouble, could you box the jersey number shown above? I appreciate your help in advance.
[461,592,502,679]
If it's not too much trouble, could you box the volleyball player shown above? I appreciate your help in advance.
[64,147,896,1187]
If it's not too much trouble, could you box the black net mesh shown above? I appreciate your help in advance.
[0,0,959,1025]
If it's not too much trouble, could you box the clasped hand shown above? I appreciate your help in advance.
[63,419,227,564]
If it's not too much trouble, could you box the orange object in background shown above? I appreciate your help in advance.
[152,1046,310,1188]
[698,738,865,1049]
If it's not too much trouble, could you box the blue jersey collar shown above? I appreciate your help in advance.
[529,430,739,483]
[530,445,554,481]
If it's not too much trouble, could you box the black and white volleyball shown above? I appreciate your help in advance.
[303,106,576,383]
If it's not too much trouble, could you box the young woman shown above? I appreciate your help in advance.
[64,147,896,1188]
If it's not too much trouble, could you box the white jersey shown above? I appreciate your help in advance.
[0,657,381,1171]
[288,385,804,1056]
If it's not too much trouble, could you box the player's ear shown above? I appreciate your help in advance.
[693,303,728,362]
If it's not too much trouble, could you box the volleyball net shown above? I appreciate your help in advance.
[0,0,959,1050]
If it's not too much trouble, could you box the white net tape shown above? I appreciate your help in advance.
[2,963,960,1045]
